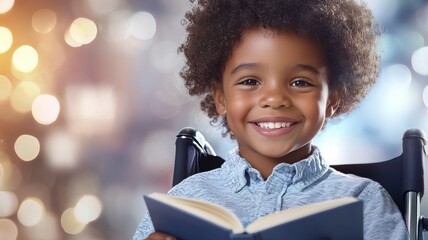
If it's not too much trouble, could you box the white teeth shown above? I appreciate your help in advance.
[257,122,292,129]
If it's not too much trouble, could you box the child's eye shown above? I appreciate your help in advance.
[290,79,312,87]
[238,78,260,86]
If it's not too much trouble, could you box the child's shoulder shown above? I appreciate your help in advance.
[320,168,385,197]
[169,167,227,195]
[329,167,380,186]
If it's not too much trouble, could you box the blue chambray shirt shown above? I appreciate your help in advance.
[133,146,408,240]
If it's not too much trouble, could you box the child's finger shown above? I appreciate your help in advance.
[145,231,176,240]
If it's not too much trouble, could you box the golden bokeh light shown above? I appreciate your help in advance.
[32,94,61,125]
[10,81,41,113]
[32,9,57,34]
[0,75,12,101]
[0,191,19,217]
[12,45,39,73]
[64,29,83,48]
[14,134,40,162]
[61,208,86,235]
[0,218,18,240]
[17,197,45,227]
[74,195,102,224]
[0,0,14,14]
[0,27,13,53]
[69,18,97,45]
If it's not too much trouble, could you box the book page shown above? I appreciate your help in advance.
[148,193,245,234]
[245,197,358,233]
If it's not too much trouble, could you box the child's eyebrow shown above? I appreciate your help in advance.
[294,64,322,75]
[230,63,322,75]
[230,63,262,74]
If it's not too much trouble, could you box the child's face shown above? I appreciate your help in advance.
[213,28,338,164]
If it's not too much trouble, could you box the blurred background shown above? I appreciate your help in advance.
[0,0,427,239]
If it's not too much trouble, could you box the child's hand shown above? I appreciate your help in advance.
[145,231,176,240]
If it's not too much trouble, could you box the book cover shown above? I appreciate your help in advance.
[144,193,363,240]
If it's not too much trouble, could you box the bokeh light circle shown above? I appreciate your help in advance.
[17,197,45,226]
[423,85,428,108]
[69,18,97,45]
[14,134,40,162]
[0,191,19,217]
[412,46,428,76]
[12,45,39,73]
[61,208,86,234]
[0,218,18,240]
[32,94,61,125]
[0,0,14,14]
[32,9,57,34]
[0,27,13,53]
[74,195,102,224]
[128,11,156,40]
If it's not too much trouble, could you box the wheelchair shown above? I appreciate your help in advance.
[173,127,427,240]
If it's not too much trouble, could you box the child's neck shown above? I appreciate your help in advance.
[240,145,313,180]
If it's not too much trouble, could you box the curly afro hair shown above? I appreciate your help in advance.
[179,0,379,133]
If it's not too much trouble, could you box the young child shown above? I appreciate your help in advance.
[134,0,408,239]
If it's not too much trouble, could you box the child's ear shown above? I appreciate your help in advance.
[326,90,340,118]
[211,81,227,115]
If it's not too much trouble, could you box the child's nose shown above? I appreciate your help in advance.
[258,86,291,109]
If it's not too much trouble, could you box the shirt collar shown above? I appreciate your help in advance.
[222,146,329,192]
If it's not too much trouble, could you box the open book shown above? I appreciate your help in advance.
[144,192,363,240]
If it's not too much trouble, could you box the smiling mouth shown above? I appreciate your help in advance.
[256,122,295,129]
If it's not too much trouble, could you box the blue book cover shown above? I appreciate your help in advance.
[144,193,363,240]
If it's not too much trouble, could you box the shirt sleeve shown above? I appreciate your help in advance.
[132,182,189,240]
[133,212,154,240]
[360,182,408,240]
